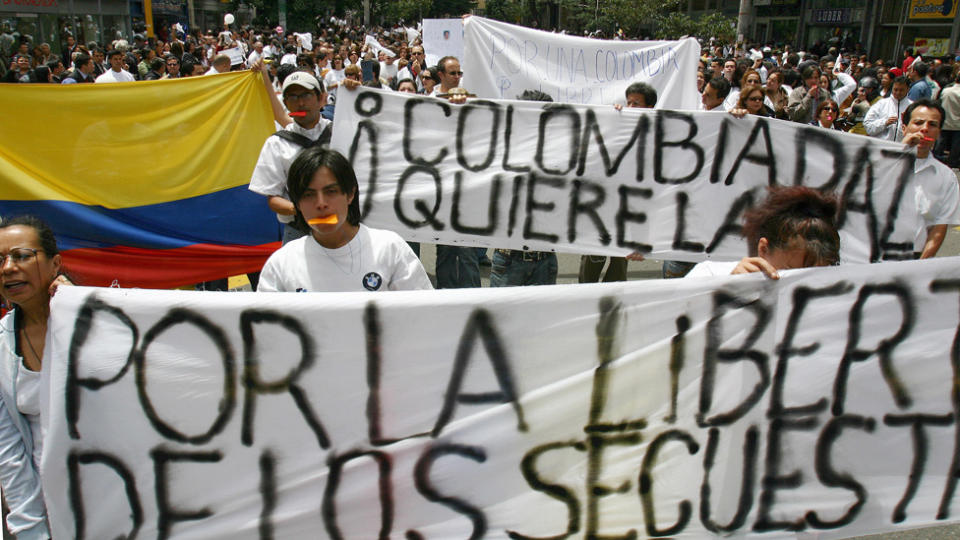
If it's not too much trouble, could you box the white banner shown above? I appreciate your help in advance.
[423,18,465,71]
[462,17,701,108]
[42,258,960,538]
[331,88,926,264]
[365,35,396,58]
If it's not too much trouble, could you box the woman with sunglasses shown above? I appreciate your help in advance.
[813,99,843,130]
[0,215,72,538]
[730,83,774,118]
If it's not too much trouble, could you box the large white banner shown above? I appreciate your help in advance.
[462,17,701,108]
[332,88,926,264]
[42,258,960,538]
[423,18,465,71]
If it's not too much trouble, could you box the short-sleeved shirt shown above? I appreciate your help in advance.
[911,155,960,252]
[257,224,433,292]
[248,119,333,223]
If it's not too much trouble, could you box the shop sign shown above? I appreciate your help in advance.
[811,8,851,24]
[914,37,950,57]
[0,0,59,13]
[909,0,958,19]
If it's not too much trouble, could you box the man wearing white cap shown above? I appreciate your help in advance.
[249,71,332,244]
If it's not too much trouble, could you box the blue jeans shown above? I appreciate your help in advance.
[662,260,696,279]
[282,223,307,245]
[490,250,557,287]
[436,245,480,288]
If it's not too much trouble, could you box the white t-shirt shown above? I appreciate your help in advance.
[911,155,960,252]
[685,261,738,278]
[95,68,135,83]
[15,367,42,470]
[258,224,433,292]
[380,61,398,81]
[249,119,333,223]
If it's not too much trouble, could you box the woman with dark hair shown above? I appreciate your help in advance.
[763,70,790,119]
[686,186,841,279]
[813,99,843,130]
[787,65,832,124]
[730,83,774,118]
[420,66,439,95]
[257,147,432,292]
[0,215,72,538]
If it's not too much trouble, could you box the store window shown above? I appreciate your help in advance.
[102,15,127,45]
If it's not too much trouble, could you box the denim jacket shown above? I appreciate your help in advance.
[0,310,50,539]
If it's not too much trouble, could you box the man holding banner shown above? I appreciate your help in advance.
[900,99,960,258]
[433,55,481,289]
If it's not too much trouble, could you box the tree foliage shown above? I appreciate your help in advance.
[655,11,736,42]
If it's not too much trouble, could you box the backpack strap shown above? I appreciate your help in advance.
[272,123,333,148]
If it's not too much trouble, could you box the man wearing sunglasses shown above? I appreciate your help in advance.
[431,56,463,97]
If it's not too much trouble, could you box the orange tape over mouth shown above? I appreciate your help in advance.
[308,215,338,225]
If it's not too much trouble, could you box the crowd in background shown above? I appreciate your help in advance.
[2,17,958,169]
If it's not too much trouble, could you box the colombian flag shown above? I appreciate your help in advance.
[0,71,280,289]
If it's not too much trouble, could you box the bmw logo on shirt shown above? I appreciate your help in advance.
[362,272,383,291]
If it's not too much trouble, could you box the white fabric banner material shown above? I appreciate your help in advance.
[331,88,925,264]
[462,17,701,108]
[365,34,396,58]
[41,258,960,538]
[423,18,465,71]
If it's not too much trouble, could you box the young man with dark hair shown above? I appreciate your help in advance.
[900,99,960,258]
[863,75,911,141]
[143,57,165,80]
[907,61,932,101]
[61,53,95,83]
[701,77,730,111]
[95,49,134,83]
[257,147,431,292]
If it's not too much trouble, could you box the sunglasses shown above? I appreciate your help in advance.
[747,96,763,102]
[822,107,838,112]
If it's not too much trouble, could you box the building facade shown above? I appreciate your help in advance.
[689,0,960,61]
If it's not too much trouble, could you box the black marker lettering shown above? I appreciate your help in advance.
[833,282,915,416]
[152,447,223,540]
[509,441,583,540]
[654,110,704,184]
[806,415,876,528]
[322,450,393,540]
[523,172,563,244]
[616,185,653,254]
[67,295,138,439]
[698,291,771,427]
[394,164,445,230]
[452,171,502,236]
[240,310,329,449]
[456,100,501,172]
[403,98,450,165]
[639,430,699,536]
[68,451,143,540]
[136,309,235,444]
[412,443,487,540]
[432,309,527,437]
